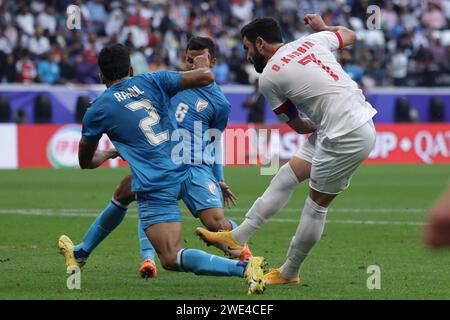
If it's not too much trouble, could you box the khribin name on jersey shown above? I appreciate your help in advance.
[196,98,208,112]
[114,85,145,102]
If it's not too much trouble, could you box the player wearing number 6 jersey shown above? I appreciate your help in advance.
[196,15,377,285]
[58,43,267,295]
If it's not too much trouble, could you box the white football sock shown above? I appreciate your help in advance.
[280,196,328,279]
[231,163,300,245]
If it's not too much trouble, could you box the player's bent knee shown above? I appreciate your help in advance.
[113,185,135,205]
[288,158,311,183]
[161,262,179,271]
[112,175,134,205]
[155,246,181,271]
[159,254,179,271]
[309,189,337,208]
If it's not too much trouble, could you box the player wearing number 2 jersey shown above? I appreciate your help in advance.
[58,43,267,295]
[196,14,377,286]
[115,38,252,278]
[58,37,251,279]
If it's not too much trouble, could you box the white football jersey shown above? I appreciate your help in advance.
[259,31,377,139]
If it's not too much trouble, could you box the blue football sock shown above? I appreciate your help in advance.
[228,219,238,230]
[138,221,155,262]
[179,249,247,277]
[74,200,127,256]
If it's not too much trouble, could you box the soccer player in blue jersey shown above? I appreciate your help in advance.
[59,37,251,279]
[58,43,266,294]
[110,37,252,278]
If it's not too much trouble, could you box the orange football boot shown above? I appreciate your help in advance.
[139,259,158,279]
[263,268,300,285]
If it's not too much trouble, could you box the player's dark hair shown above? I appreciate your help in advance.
[241,17,283,44]
[186,37,217,58]
[98,44,131,82]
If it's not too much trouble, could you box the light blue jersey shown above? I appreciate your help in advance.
[167,83,231,215]
[76,69,244,279]
[82,71,187,193]
[171,82,231,181]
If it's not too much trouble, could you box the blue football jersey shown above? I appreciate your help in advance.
[82,71,189,192]
[171,83,231,173]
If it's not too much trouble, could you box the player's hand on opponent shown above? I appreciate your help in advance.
[304,13,327,32]
[193,52,211,69]
[219,181,238,208]
[425,188,450,248]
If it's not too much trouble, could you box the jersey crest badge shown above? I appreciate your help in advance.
[196,99,208,112]
[208,182,217,195]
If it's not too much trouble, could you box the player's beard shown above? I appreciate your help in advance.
[253,49,266,74]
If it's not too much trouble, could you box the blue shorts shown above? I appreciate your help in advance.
[180,165,223,218]
[137,166,223,229]
[137,183,182,230]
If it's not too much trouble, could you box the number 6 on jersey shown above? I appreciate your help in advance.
[125,99,169,146]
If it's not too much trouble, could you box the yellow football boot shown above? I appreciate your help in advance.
[244,256,268,295]
[57,235,85,273]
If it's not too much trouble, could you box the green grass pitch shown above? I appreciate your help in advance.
[1,164,450,300]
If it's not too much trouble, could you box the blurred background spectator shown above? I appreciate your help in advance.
[16,51,36,83]
[341,49,364,85]
[213,56,230,84]
[37,52,60,84]
[0,0,448,87]
[391,46,408,86]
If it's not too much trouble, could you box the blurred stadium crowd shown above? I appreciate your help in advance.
[0,0,449,87]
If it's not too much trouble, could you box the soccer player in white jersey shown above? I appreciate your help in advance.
[196,14,377,285]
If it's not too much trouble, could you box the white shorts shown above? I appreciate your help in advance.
[295,120,376,194]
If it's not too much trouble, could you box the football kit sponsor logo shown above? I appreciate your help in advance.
[196,99,208,112]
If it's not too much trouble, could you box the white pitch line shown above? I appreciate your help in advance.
[0,208,426,226]
[228,208,426,214]
[325,219,424,226]
[0,207,425,214]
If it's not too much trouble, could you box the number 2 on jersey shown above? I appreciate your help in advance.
[125,99,169,146]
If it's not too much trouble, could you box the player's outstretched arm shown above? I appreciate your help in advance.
[304,13,356,47]
[78,138,118,169]
[180,52,215,89]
